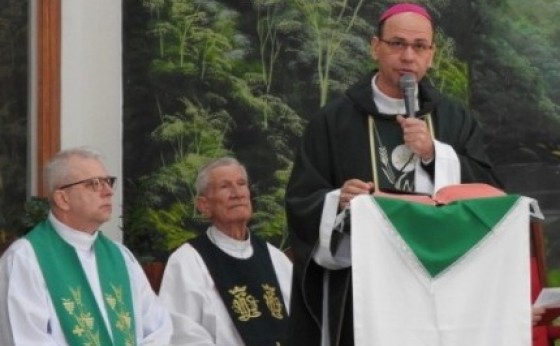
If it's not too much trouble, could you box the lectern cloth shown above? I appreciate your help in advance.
[351,195,531,346]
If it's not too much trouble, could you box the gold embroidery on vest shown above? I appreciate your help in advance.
[105,284,136,346]
[229,285,261,321]
[262,284,284,319]
[62,286,102,346]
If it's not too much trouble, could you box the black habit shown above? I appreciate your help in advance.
[285,71,502,346]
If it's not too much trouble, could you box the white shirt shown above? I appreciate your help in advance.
[159,227,293,346]
[0,213,173,346]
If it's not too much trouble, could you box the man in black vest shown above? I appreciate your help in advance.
[159,157,292,346]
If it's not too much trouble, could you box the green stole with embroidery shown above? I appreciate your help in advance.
[26,220,136,346]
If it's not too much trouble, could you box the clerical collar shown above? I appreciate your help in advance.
[48,212,99,251]
[371,73,419,115]
[207,225,253,259]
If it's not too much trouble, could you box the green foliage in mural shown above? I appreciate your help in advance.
[124,0,560,270]
[124,0,304,257]
[429,33,469,105]
[0,0,28,246]
[122,0,481,258]
[288,0,370,107]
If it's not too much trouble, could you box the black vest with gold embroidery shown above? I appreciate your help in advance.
[190,233,288,346]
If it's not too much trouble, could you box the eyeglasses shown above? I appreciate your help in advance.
[58,176,117,192]
[379,38,433,54]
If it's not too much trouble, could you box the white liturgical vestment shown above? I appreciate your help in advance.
[350,194,533,346]
[0,213,173,346]
[159,227,292,346]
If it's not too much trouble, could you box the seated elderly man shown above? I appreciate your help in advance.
[0,147,173,346]
[159,157,292,346]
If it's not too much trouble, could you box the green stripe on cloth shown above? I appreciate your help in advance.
[95,233,137,346]
[374,195,519,277]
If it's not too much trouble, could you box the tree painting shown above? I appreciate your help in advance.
[123,0,560,278]
[0,0,27,252]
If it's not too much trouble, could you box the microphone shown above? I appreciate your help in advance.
[399,74,417,118]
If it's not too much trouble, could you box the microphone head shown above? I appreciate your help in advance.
[399,73,417,118]
[399,73,416,91]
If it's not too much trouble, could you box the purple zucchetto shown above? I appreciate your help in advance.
[379,3,432,23]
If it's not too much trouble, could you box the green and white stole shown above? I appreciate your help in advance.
[27,221,137,346]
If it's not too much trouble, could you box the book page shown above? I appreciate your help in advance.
[433,183,505,205]
[535,287,560,308]
[373,190,435,205]
[373,183,505,206]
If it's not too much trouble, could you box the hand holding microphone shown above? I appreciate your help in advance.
[397,74,434,161]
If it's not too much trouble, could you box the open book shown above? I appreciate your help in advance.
[373,183,506,205]
[534,288,560,325]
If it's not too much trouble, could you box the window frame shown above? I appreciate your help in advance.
[36,0,61,195]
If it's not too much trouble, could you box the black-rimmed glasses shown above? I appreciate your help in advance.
[58,176,117,192]
[379,38,433,54]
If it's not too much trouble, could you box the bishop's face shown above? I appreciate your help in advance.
[371,11,435,98]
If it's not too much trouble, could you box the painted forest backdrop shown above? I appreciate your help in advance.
[2,0,560,279]
[122,0,560,276]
